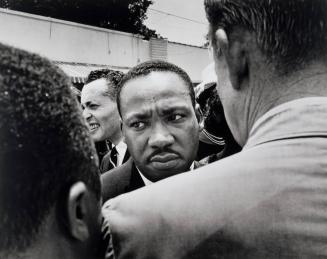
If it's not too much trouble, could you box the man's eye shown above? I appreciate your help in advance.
[131,121,146,130]
[89,104,99,109]
[168,114,183,122]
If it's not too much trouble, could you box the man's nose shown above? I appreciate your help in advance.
[148,123,174,149]
[82,108,92,120]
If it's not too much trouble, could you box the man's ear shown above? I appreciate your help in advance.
[214,28,249,90]
[66,181,90,241]
[195,103,204,132]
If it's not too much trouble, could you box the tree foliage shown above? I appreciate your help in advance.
[1,0,158,39]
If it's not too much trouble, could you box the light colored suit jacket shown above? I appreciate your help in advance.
[103,97,327,258]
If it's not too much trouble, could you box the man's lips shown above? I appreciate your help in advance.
[149,152,179,163]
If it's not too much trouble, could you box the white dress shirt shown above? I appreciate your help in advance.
[113,141,128,167]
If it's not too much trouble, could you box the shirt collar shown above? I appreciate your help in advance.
[190,161,195,170]
[138,170,153,186]
[114,141,127,156]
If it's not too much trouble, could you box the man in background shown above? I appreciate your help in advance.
[81,69,129,173]
[103,0,327,258]
[195,63,241,162]
[0,43,104,258]
[101,60,203,201]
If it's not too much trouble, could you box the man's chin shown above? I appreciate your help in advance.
[91,134,105,143]
[141,161,189,182]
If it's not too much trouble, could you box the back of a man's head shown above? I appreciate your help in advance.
[205,0,327,71]
[204,0,327,146]
[0,43,102,257]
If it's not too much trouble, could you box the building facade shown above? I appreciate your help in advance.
[0,8,210,87]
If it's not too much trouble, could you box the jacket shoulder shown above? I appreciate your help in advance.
[101,158,134,202]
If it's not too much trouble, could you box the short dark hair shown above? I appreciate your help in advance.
[85,69,124,100]
[117,60,195,116]
[205,0,327,70]
[0,43,101,252]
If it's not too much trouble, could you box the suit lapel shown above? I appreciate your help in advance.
[126,162,145,193]
[122,150,130,164]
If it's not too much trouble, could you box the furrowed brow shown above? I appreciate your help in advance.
[124,111,151,122]
[161,105,189,116]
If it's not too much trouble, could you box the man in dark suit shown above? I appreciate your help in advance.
[81,69,129,173]
[102,60,203,201]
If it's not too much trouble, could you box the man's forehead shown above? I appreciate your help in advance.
[121,71,190,98]
[138,90,190,101]
[81,79,108,102]
[134,93,191,106]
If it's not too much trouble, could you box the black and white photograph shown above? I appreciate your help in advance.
[1,0,327,258]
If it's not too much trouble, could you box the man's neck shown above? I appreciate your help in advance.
[110,134,123,146]
[3,238,70,259]
[3,214,77,259]
[247,63,327,139]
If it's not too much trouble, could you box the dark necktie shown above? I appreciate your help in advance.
[109,146,118,169]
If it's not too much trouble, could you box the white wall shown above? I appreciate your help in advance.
[0,8,209,81]
[168,42,210,83]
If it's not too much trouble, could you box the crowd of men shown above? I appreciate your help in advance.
[1,0,327,258]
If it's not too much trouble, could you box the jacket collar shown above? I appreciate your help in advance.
[245,97,327,149]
